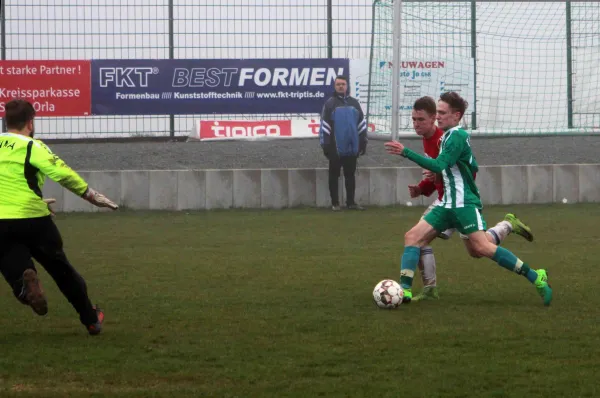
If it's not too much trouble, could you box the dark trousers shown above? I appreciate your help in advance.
[0,216,98,326]
[328,153,358,206]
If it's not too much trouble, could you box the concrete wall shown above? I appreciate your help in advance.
[43,164,600,212]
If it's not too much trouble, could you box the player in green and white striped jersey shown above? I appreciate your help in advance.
[385,92,552,306]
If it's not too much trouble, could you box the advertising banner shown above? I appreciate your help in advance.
[91,58,349,115]
[350,58,475,135]
[0,60,91,117]
[190,118,377,141]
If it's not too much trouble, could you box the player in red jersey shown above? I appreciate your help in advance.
[406,96,535,301]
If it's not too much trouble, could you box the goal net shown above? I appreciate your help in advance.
[366,1,600,138]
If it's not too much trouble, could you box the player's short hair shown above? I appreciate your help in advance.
[439,92,468,119]
[413,96,437,116]
[335,75,349,83]
[5,99,36,130]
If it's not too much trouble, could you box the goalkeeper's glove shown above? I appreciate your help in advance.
[82,187,119,210]
[43,198,57,217]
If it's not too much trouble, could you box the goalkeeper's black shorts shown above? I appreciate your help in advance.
[0,215,98,326]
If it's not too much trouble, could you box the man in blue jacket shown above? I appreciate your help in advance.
[319,75,368,211]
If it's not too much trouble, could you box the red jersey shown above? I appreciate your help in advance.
[417,127,445,201]
[416,126,477,201]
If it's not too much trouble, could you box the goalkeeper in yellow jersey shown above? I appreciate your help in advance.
[0,99,118,335]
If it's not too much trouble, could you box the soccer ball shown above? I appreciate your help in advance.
[373,279,404,309]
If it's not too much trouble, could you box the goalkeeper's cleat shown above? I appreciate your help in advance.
[19,269,48,316]
[402,288,413,304]
[412,286,440,302]
[504,213,534,242]
[534,269,552,307]
[87,306,104,336]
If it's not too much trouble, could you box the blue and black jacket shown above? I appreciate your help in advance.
[319,93,368,157]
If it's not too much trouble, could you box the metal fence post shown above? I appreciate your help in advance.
[327,0,333,58]
[471,1,477,130]
[365,0,380,133]
[0,1,5,66]
[566,1,574,129]
[1,0,6,133]
[168,0,175,138]
[390,0,402,141]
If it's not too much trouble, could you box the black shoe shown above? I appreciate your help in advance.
[87,305,104,336]
[19,269,48,316]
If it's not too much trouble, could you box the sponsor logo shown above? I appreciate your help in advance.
[99,67,159,87]
[200,120,292,139]
[308,120,320,135]
[238,67,344,87]
[172,68,238,88]
[170,67,345,88]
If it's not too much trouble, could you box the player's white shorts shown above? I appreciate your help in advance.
[422,199,469,240]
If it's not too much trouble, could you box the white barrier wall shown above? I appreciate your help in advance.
[42,165,600,212]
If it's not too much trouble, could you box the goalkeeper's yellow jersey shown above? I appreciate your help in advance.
[0,132,89,219]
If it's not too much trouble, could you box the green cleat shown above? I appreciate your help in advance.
[504,213,534,242]
[402,288,413,304]
[534,269,552,306]
[412,286,439,302]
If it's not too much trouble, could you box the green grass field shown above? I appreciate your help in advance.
[1,204,599,397]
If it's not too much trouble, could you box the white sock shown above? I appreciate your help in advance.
[486,221,512,245]
[419,246,436,287]
[417,256,425,286]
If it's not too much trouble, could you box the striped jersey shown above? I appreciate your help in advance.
[403,126,481,209]
[416,126,445,200]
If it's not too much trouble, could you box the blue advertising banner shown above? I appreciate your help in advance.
[90,58,349,115]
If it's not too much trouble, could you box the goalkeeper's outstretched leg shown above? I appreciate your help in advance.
[28,216,104,335]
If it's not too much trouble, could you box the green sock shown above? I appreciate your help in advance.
[400,246,421,289]
[492,246,537,283]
